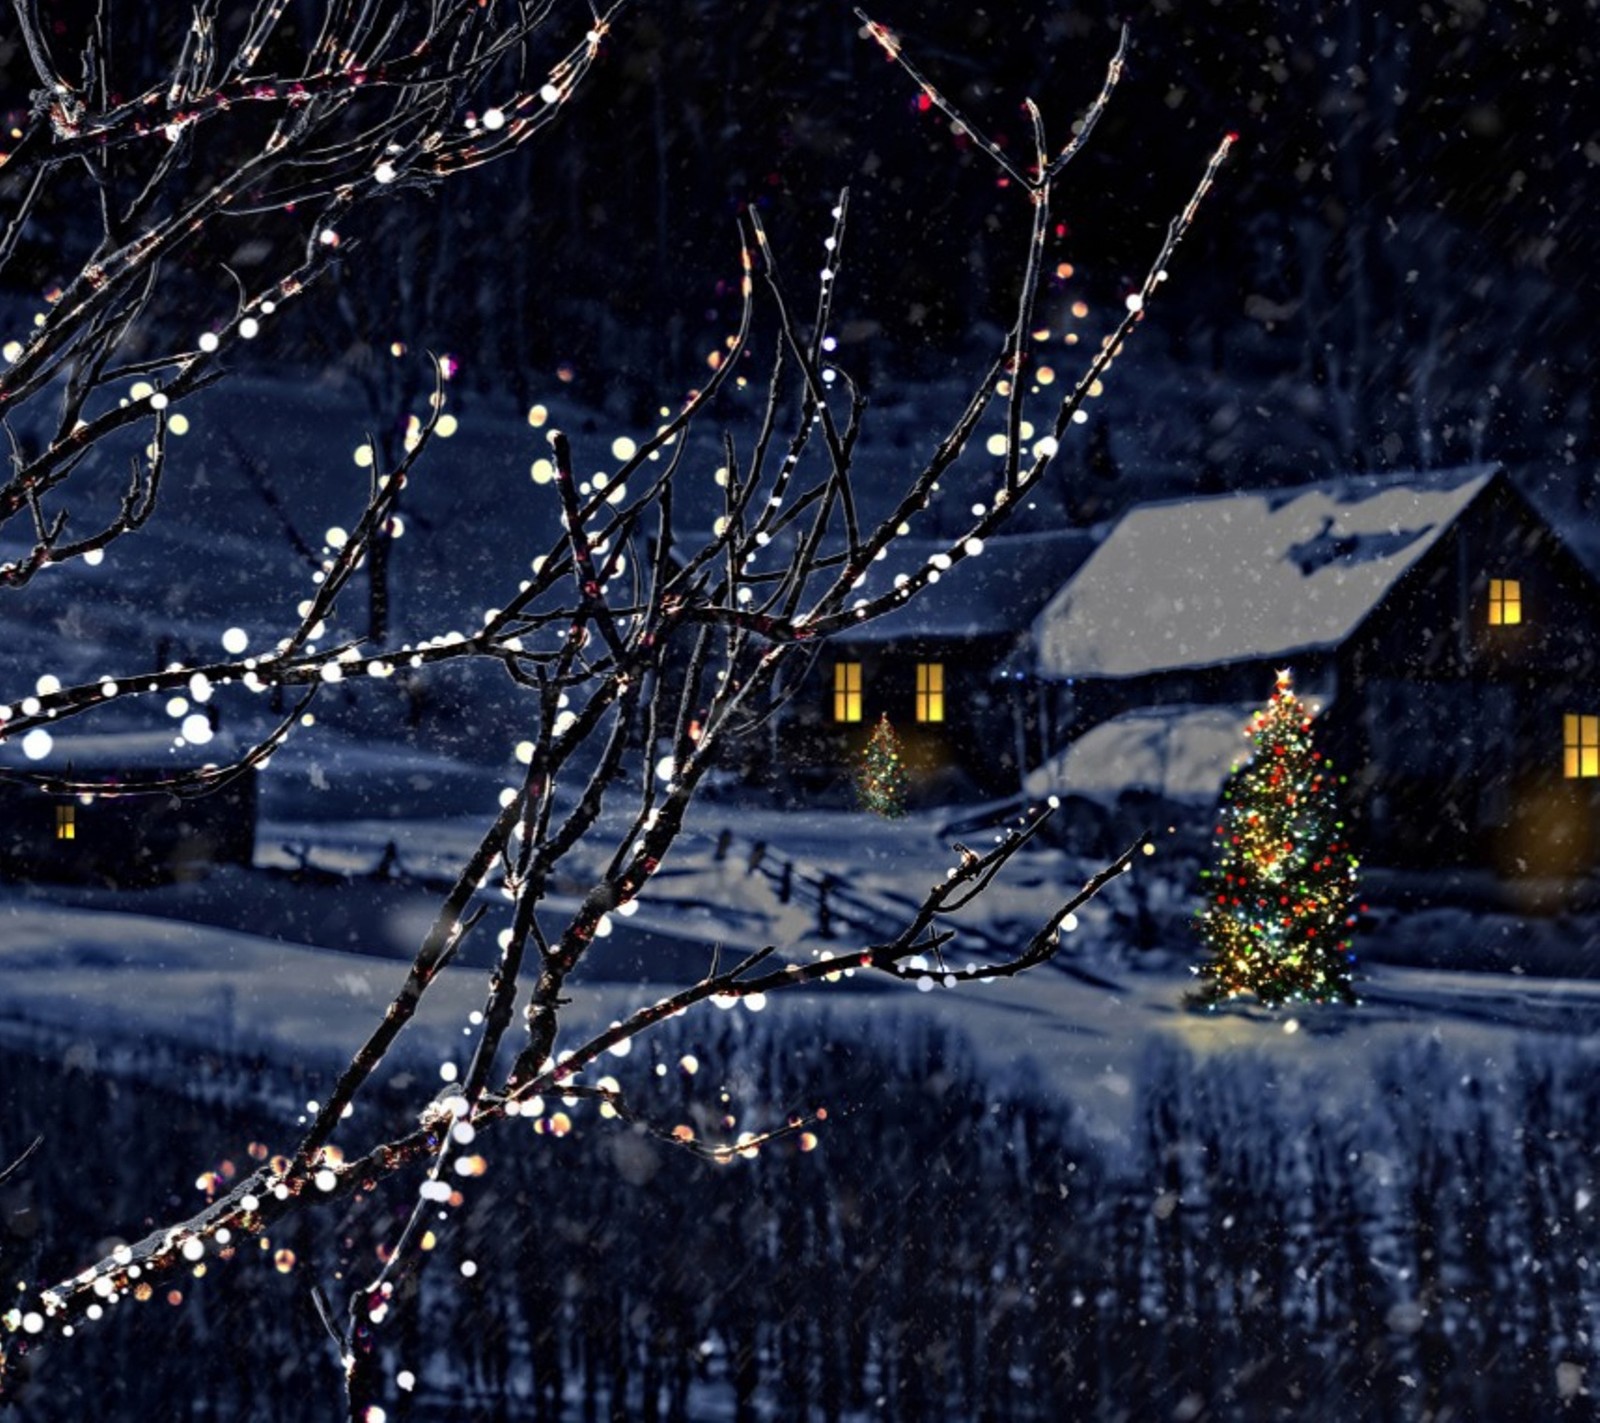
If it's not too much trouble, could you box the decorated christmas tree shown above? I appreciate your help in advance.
[1192,670,1359,1006]
[856,713,909,818]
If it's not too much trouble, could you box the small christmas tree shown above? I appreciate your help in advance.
[1192,669,1359,1006]
[856,713,909,818]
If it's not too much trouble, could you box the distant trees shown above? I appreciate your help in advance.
[0,0,620,584]
[1198,0,1592,479]
[0,4,1229,1415]
[9,1,1585,492]
[8,1025,1598,1420]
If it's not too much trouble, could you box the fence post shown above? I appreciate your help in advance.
[817,874,834,939]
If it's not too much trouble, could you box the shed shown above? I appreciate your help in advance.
[1021,703,1256,856]
[0,729,256,886]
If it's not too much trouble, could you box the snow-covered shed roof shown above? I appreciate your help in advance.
[1024,703,1257,806]
[1032,467,1498,680]
[835,528,1096,644]
[0,726,243,776]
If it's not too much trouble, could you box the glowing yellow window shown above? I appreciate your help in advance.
[915,662,945,723]
[1488,578,1522,626]
[1564,714,1599,778]
[833,662,862,723]
[55,804,76,841]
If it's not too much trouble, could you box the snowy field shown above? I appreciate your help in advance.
[8,797,1600,1421]
[7,789,1600,1158]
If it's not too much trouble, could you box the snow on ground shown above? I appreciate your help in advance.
[8,789,1600,1162]
[4,365,1600,1168]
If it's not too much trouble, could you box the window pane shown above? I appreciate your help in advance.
[916,662,945,722]
[833,663,861,722]
[1565,714,1600,776]
[1489,577,1525,626]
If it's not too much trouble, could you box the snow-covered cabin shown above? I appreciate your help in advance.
[770,530,1095,804]
[0,729,256,887]
[1029,467,1600,873]
[1021,702,1256,856]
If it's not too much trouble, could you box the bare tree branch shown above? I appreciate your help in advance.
[0,1136,42,1190]
[0,12,1232,1413]
[0,0,628,571]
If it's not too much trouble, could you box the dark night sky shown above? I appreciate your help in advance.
[358,0,1600,486]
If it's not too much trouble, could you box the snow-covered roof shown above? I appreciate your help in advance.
[1024,702,1258,805]
[0,726,244,775]
[835,529,1096,643]
[1032,467,1499,680]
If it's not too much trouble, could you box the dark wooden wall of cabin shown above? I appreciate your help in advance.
[768,639,1023,805]
[1331,479,1600,874]
[0,774,257,887]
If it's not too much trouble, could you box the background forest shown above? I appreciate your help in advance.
[5,0,1594,495]
[8,1016,1600,1422]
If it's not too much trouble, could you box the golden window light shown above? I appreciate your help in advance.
[915,662,945,723]
[833,662,862,723]
[55,803,76,841]
[1564,713,1599,779]
[1488,577,1522,626]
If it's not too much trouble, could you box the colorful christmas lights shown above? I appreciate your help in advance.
[856,713,909,818]
[1191,670,1359,1007]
